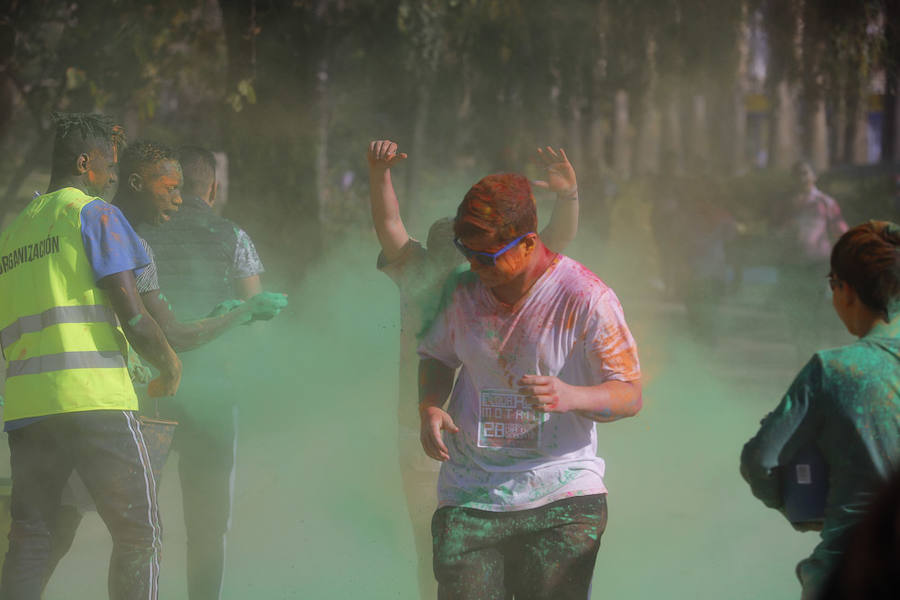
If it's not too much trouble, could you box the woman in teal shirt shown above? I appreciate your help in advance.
[741,221,900,599]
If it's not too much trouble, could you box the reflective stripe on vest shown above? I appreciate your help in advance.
[0,305,117,353]
[7,350,126,378]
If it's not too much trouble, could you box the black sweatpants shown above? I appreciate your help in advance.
[0,410,161,600]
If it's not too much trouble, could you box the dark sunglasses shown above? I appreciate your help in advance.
[453,232,534,266]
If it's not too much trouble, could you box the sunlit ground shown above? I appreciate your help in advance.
[29,191,852,600]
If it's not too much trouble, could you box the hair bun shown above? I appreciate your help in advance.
[882,222,900,245]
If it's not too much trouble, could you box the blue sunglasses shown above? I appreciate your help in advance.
[453,232,534,266]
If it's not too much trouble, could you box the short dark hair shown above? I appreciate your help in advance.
[831,221,900,320]
[793,160,815,179]
[454,173,537,243]
[119,140,178,182]
[178,145,216,198]
[50,112,118,176]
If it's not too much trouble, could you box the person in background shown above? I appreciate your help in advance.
[0,112,181,599]
[418,172,641,599]
[675,176,741,344]
[135,143,274,599]
[741,221,900,599]
[367,140,581,599]
[775,161,849,361]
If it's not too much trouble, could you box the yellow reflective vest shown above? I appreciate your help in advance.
[0,187,137,420]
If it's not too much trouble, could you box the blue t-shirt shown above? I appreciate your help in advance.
[80,199,150,282]
[4,198,149,432]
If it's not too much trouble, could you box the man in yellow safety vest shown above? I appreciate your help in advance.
[0,112,181,600]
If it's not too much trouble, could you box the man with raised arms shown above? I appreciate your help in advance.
[368,140,581,598]
[417,173,641,599]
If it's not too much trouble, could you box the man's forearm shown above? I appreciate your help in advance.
[101,271,180,380]
[541,189,579,253]
[369,168,409,260]
[572,379,642,422]
[146,292,251,352]
[120,311,180,379]
[418,358,454,413]
[369,168,400,222]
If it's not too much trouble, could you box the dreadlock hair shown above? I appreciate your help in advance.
[831,221,900,321]
[177,145,216,200]
[454,173,537,243]
[49,112,118,177]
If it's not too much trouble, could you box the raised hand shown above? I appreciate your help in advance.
[367,140,408,171]
[533,146,577,195]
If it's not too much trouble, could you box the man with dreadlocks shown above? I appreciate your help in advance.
[0,112,181,599]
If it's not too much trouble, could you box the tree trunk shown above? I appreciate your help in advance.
[315,57,331,237]
[882,0,899,163]
[633,102,660,176]
[566,94,585,172]
[769,80,799,168]
[405,79,432,233]
[809,97,829,171]
[889,91,900,164]
[844,83,869,165]
[729,4,750,174]
[688,93,710,171]
[612,89,631,178]
[661,96,684,175]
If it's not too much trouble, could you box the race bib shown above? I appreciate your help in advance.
[477,389,547,449]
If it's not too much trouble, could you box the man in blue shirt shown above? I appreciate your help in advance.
[0,112,181,600]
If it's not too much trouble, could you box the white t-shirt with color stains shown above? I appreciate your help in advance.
[418,254,641,512]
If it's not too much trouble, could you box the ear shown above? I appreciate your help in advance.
[834,281,858,310]
[844,284,860,307]
[207,180,218,208]
[128,172,143,193]
[75,153,90,174]
[522,233,537,255]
